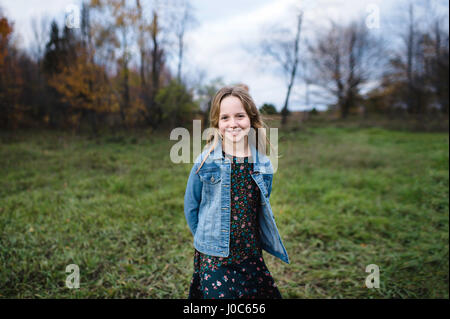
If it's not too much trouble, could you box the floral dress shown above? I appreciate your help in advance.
[188,152,281,299]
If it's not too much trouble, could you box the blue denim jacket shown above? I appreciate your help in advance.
[184,138,290,264]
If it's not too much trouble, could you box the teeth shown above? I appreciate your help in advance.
[227,128,242,132]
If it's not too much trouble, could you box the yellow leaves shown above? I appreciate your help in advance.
[48,50,119,115]
[115,15,125,27]
[0,15,14,68]
[89,0,103,8]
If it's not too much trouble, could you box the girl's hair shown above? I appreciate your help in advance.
[196,85,275,173]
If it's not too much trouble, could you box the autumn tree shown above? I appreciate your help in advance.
[48,49,120,134]
[0,13,13,67]
[41,21,81,128]
[88,0,138,126]
[41,4,122,133]
[0,12,24,129]
[88,0,173,129]
[0,12,14,128]
[133,1,167,128]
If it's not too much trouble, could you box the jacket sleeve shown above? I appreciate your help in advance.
[266,174,273,199]
[262,160,274,199]
[184,162,202,236]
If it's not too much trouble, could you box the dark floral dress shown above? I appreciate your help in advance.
[188,152,282,299]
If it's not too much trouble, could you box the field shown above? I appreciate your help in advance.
[0,121,448,298]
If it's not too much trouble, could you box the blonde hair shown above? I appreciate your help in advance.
[196,85,274,173]
[234,83,249,92]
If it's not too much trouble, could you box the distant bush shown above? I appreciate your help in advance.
[156,79,199,127]
[309,107,318,115]
[260,103,278,115]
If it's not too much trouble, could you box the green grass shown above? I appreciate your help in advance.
[0,124,448,298]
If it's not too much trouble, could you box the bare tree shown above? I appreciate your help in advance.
[149,9,165,126]
[307,19,383,118]
[259,10,303,126]
[388,0,449,115]
[136,0,147,89]
[405,3,419,114]
[427,17,449,114]
[30,15,50,63]
[88,0,138,126]
[168,0,198,84]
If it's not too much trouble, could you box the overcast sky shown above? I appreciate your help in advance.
[1,0,448,111]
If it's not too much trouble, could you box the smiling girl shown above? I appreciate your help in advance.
[184,85,289,299]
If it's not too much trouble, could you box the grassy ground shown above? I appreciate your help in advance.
[0,121,448,298]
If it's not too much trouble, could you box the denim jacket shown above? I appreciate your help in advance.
[184,138,290,264]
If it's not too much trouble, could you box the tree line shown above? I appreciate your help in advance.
[1,0,201,133]
[0,0,448,133]
[259,1,448,124]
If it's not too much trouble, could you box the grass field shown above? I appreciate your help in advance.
[0,122,448,298]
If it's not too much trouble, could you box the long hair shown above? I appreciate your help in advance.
[196,85,275,173]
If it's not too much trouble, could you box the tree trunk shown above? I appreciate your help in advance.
[281,12,303,126]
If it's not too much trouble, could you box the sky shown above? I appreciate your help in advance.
[1,0,448,111]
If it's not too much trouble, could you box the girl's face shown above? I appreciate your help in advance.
[218,96,251,145]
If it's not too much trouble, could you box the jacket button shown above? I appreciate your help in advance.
[210,176,215,182]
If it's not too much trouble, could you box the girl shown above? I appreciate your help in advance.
[184,85,289,299]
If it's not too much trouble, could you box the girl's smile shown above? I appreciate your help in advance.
[218,96,251,147]
[226,127,242,136]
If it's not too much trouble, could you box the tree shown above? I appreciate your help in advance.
[0,12,17,128]
[195,77,224,129]
[89,0,138,126]
[155,79,198,128]
[48,48,120,134]
[384,0,449,115]
[42,21,62,75]
[259,10,303,126]
[424,20,449,114]
[307,19,383,118]
[41,21,80,128]
[167,0,198,84]
[148,9,166,127]
[259,103,278,115]
[30,15,50,63]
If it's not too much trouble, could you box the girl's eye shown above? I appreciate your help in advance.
[221,116,228,120]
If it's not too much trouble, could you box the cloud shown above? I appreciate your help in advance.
[3,0,83,49]
[183,0,399,110]
[184,0,300,108]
